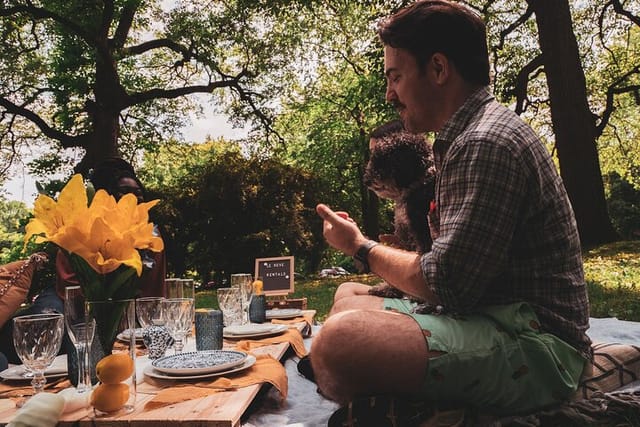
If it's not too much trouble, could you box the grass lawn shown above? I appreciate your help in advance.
[584,240,640,321]
[196,240,640,323]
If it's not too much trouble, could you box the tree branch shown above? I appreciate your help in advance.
[508,55,544,115]
[598,1,617,59]
[610,0,640,27]
[112,0,140,49]
[0,3,94,47]
[597,63,640,137]
[490,3,534,88]
[0,96,88,148]
[126,75,246,106]
[496,3,534,51]
[228,84,283,146]
[122,38,191,57]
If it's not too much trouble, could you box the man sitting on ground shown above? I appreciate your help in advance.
[313,0,592,420]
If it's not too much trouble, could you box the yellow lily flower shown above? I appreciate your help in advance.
[24,174,163,277]
[24,174,88,246]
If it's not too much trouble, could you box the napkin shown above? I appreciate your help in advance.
[270,312,315,336]
[6,392,64,427]
[144,354,288,410]
[234,328,307,358]
[0,378,70,399]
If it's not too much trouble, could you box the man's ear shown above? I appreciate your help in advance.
[429,53,450,85]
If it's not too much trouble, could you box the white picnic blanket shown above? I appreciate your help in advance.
[244,317,640,427]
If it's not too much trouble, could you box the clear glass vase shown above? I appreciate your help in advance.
[87,299,137,417]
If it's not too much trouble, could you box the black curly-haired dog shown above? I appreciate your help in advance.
[363,123,436,307]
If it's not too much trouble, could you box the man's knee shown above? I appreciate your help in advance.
[313,310,369,364]
[334,281,371,302]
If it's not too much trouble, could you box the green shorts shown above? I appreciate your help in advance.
[383,299,586,415]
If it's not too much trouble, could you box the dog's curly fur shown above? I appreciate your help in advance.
[363,129,436,307]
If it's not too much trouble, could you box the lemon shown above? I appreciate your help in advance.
[95,353,134,384]
[91,383,130,413]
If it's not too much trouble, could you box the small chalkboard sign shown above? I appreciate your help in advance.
[254,256,295,296]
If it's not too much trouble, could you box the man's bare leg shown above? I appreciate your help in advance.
[312,295,431,404]
[332,282,371,306]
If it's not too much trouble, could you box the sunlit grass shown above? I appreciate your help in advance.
[584,240,640,321]
[196,240,640,323]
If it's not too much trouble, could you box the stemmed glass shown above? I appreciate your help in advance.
[12,313,65,398]
[64,286,96,393]
[136,297,164,328]
[216,287,242,326]
[162,298,194,354]
[231,273,253,325]
[166,279,196,337]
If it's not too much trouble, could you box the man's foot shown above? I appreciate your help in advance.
[297,354,315,383]
[327,396,436,427]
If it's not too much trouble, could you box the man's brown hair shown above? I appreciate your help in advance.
[377,0,490,86]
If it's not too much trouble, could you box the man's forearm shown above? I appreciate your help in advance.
[367,244,440,304]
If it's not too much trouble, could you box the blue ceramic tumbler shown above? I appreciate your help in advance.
[195,309,223,350]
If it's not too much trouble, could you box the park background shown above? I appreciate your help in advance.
[0,0,639,321]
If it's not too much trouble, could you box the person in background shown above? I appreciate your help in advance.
[0,158,165,363]
[313,0,591,423]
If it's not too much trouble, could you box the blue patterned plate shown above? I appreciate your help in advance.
[151,350,247,375]
[145,354,256,380]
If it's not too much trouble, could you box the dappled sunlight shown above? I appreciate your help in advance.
[584,240,640,320]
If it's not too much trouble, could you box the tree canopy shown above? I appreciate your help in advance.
[0,0,304,177]
[2,0,640,258]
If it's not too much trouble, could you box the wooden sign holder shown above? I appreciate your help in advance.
[255,256,306,309]
[265,295,308,310]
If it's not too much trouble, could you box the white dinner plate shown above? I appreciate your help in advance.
[117,327,145,342]
[151,350,247,375]
[0,355,68,381]
[265,308,302,320]
[144,354,256,381]
[223,324,288,339]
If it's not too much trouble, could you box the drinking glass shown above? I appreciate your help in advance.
[181,279,196,336]
[162,298,194,353]
[64,286,96,393]
[231,273,253,324]
[12,313,65,397]
[136,297,164,328]
[166,278,194,299]
[87,299,137,417]
[216,287,242,326]
[166,279,195,336]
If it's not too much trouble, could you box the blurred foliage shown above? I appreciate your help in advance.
[0,197,57,301]
[140,138,327,284]
[605,172,640,240]
[0,198,30,262]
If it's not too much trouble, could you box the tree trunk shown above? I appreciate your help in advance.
[528,0,618,246]
[362,190,380,240]
[359,127,380,240]
[74,42,123,175]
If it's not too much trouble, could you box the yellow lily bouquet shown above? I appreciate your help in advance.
[24,174,164,302]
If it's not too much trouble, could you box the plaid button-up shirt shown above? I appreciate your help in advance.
[421,87,592,359]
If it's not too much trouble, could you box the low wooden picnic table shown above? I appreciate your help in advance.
[0,310,315,427]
